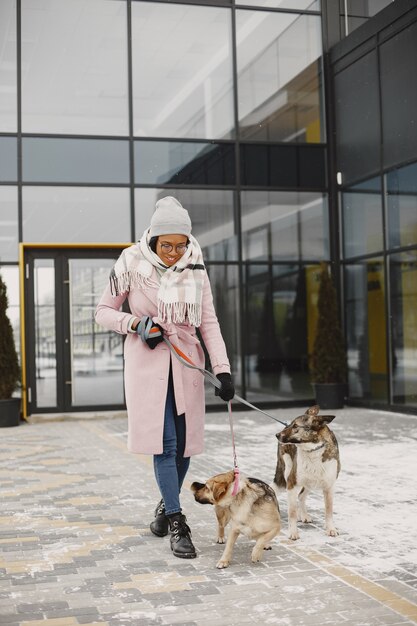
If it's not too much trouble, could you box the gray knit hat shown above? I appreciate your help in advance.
[149,196,192,237]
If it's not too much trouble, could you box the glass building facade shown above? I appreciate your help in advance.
[1,0,415,415]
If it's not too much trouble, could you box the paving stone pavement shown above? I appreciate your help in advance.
[1,405,417,626]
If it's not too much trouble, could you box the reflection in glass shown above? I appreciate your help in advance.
[34,259,56,407]
[390,251,417,407]
[236,11,322,142]
[23,138,130,184]
[241,190,328,261]
[0,0,17,131]
[386,162,417,249]
[135,188,236,262]
[236,0,319,9]
[244,264,320,402]
[134,141,234,185]
[21,0,128,135]
[0,265,20,358]
[69,259,124,406]
[342,178,383,258]
[22,187,131,244]
[132,3,234,139]
[341,0,395,37]
[344,259,388,401]
[0,186,18,262]
[0,137,18,182]
[205,264,240,405]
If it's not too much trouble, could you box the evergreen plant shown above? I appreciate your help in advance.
[0,272,20,399]
[311,263,347,384]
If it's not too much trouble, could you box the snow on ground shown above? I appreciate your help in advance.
[194,407,417,582]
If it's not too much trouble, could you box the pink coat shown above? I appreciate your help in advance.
[95,264,230,457]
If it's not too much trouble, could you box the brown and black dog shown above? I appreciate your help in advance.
[272,405,341,540]
[191,470,281,569]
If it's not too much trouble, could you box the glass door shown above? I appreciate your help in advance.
[24,248,126,414]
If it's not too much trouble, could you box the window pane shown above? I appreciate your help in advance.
[344,259,388,402]
[134,141,235,185]
[386,162,417,249]
[22,187,131,243]
[334,51,380,185]
[69,258,124,406]
[236,11,323,142]
[34,259,57,407]
[132,3,234,140]
[390,251,417,408]
[342,178,383,258]
[0,137,17,182]
[380,21,417,169]
[21,0,128,135]
[241,190,329,261]
[0,0,17,131]
[237,0,320,9]
[23,138,130,184]
[0,265,20,359]
[205,264,241,405]
[135,188,236,262]
[244,264,320,403]
[0,186,18,262]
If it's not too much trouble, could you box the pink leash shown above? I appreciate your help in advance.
[228,400,240,496]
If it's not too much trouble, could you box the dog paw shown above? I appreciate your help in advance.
[251,550,263,563]
[216,537,225,544]
[326,528,339,537]
[288,531,300,541]
[216,559,230,569]
[263,545,272,551]
[298,515,312,523]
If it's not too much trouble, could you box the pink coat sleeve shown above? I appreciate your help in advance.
[95,283,134,335]
[199,273,231,376]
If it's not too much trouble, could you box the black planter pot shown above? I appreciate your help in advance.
[313,383,347,410]
[0,398,21,427]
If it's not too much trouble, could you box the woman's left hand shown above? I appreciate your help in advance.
[215,373,235,401]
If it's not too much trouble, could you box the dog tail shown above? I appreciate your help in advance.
[272,454,287,494]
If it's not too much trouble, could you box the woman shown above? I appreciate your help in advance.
[95,196,234,559]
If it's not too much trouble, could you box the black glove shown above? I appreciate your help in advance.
[136,316,164,350]
[215,373,235,402]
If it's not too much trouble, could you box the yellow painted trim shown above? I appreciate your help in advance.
[19,243,132,419]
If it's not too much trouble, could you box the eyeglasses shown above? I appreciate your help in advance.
[159,243,188,254]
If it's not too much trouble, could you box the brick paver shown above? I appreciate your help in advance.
[1,406,417,625]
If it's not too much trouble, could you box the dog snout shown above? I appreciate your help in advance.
[190,481,205,493]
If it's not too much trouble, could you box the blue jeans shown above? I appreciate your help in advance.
[153,370,190,516]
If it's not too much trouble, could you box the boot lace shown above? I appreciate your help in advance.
[155,500,165,516]
[171,516,192,539]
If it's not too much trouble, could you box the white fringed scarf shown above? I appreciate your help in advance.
[110,229,206,327]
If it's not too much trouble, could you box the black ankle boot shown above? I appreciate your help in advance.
[168,513,197,559]
[150,499,169,537]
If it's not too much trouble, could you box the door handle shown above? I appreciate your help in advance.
[65,381,72,385]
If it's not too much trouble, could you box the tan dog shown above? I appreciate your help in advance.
[272,405,340,540]
[191,470,281,569]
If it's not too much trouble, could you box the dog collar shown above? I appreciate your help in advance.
[231,468,240,496]
[306,443,326,453]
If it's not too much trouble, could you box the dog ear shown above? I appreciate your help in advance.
[190,481,205,493]
[212,481,229,502]
[306,405,320,416]
[320,415,336,424]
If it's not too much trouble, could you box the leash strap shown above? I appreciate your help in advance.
[228,401,240,496]
[135,316,287,427]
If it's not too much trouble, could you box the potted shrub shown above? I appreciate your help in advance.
[310,263,347,409]
[0,272,21,427]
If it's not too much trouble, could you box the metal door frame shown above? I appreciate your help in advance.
[19,243,130,418]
